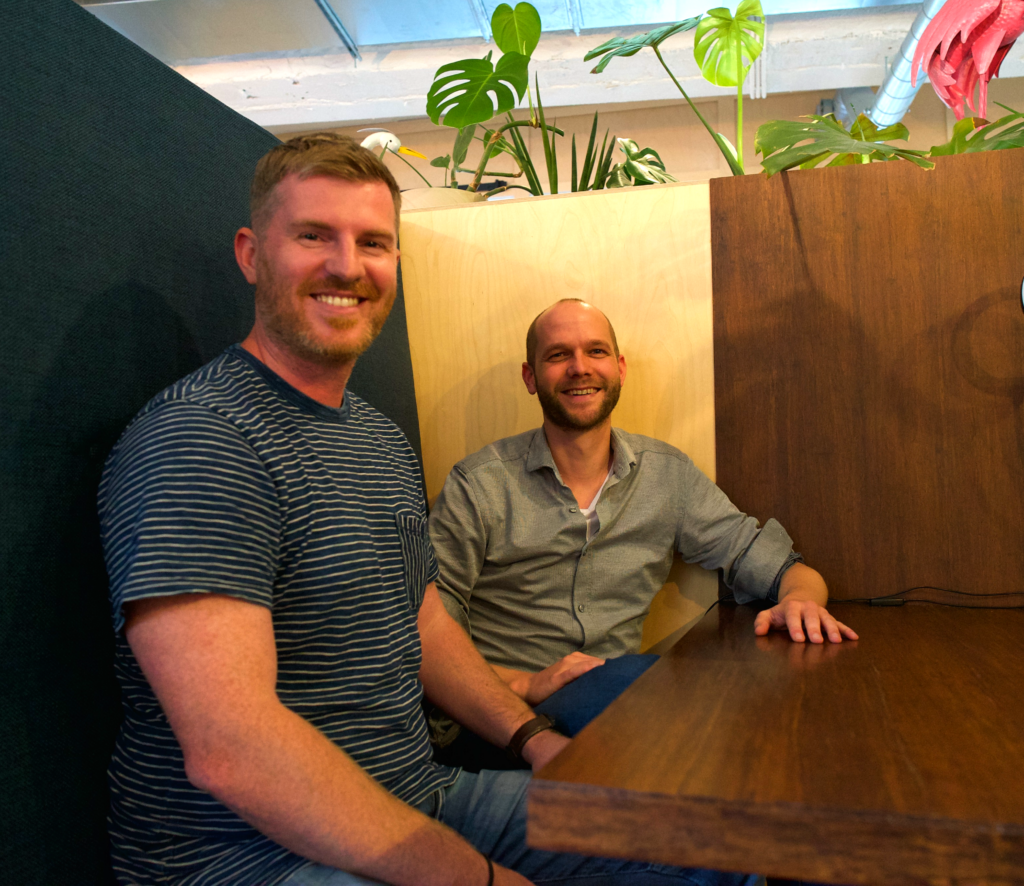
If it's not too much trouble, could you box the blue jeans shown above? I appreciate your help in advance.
[281,768,763,886]
[435,654,660,772]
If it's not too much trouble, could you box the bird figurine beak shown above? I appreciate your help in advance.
[398,146,428,159]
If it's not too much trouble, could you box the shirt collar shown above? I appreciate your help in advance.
[525,426,637,479]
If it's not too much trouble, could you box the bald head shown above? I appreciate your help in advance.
[525,299,619,369]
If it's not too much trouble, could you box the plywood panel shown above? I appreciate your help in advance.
[399,182,719,646]
[711,149,1024,600]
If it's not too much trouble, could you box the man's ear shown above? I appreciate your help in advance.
[618,352,627,386]
[522,361,538,395]
[234,227,259,285]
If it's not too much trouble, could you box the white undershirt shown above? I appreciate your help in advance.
[579,467,614,542]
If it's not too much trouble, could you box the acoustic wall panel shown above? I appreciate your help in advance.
[1,2,421,882]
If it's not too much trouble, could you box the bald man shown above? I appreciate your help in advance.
[428,298,857,771]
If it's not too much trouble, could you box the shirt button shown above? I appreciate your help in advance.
[569,506,578,513]
[578,604,585,612]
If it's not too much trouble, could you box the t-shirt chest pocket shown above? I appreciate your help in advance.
[394,510,431,611]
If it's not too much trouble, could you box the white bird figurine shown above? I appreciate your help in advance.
[359,129,427,159]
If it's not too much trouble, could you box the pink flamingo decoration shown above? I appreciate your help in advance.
[912,0,1024,120]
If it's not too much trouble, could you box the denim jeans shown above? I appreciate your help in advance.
[435,654,660,772]
[281,768,763,886]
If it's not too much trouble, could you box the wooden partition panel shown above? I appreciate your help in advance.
[711,150,1024,600]
[400,184,718,647]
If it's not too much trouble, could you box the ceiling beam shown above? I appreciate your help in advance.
[313,0,361,64]
[467,0,492,42]
[173,6,1024,131]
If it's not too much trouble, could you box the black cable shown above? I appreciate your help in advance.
[843,585,1024,608]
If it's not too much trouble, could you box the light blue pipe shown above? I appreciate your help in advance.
[868,0,948,125]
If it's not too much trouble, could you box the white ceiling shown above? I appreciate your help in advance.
[78,0,1024,131]
[83,0,915,62]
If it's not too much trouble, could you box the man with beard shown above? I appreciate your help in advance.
[101,136,763,886]
[429,298,857,771]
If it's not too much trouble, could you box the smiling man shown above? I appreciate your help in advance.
[429,298,857,771]
[99,136,761,886]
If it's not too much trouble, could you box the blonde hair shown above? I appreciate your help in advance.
[250,132,401,231]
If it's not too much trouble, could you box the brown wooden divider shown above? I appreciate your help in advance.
[711,150,1024,600]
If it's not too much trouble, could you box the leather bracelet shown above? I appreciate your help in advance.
[505,713,556,761]
[482,852,494,886]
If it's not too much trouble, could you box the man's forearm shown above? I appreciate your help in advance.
[491,663,534,700]
[190,702,489,886]
[418,585,535,748]
[125,594,498,886]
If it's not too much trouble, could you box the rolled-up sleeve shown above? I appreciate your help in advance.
[674,457,797,604]
[428,466,487,635]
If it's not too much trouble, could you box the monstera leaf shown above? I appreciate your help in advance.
[929,105,1024,155]
[607,138,678,186]
[492,2,541,59]
[585,16,743,175]
[756,113,934,176]
[584,18,701,74]
[427,51,529,129]
[694,0,764,87]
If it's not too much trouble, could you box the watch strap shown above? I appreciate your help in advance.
[505,713,556,760]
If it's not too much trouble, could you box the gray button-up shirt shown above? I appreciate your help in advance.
[429,427,798,672]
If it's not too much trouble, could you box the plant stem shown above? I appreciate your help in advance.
[735,49,744,172]
[653,45,742,175]
[466,120,565,192]
[393,150,433,187]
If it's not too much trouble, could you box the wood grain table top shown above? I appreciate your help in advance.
[527,602,1024,885]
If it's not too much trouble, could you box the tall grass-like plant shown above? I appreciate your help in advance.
[426,1,676,195]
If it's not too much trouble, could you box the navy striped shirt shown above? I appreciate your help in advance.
[99,345,456,886]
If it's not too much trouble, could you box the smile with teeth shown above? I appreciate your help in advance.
[314,293,362,307]
[564,387,601,397]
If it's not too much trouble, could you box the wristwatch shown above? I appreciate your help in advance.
[505,713,558,761]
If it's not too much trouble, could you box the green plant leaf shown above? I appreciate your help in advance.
[505,114,544,195]
[755,113,934,177]
[585,17,701,74]
[492,2,541,59]
[578,112,600,190]
[615,138,678,185]
[452,125,477,166]
[535,76,558,194]
[430,155,451,168]
[427,52,529,128]
[929,104,1024,156]
[606,164,632,187]
[592,130,617,189]
[694,0,764,88]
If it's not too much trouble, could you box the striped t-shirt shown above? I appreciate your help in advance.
[99,345,457,886]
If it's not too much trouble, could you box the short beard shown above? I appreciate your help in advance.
[255,265,395,366]
[537,376,621,431]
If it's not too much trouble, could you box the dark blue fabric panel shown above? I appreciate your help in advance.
[0,2,423,883]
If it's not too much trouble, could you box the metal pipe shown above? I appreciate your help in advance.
[868,0,947,126]
[313,0,362,64]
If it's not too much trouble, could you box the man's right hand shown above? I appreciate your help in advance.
[499,652,605,706]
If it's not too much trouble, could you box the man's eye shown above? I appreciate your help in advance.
[299,232,321,241]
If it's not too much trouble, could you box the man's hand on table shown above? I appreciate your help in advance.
[498,652,605,706]
[753,562,859,643]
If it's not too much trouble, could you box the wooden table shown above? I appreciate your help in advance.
[528,602,1024,885]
